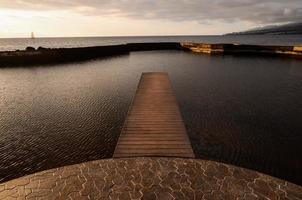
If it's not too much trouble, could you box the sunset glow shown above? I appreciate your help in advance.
[0,0,301,38]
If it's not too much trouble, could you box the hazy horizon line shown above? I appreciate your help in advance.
[0,34,224,39]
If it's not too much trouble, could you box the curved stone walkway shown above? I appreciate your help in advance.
[0,158,301,200]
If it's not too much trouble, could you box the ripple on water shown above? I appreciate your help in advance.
[0,51,302,185]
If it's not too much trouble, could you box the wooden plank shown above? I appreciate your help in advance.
[115,148,192,154]
[113,72,194,158]
[117,141,191,145]
[115,145,192,149]
[113,153,193,158]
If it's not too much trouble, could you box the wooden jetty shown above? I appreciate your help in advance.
[114,72,194,158]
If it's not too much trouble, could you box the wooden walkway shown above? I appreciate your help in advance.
[114,72,194,158]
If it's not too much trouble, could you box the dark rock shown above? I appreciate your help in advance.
[37,47,47,51]
[26,47,35,51]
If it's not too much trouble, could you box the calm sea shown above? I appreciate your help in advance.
[0,35,302,51]
[0,36,302,185]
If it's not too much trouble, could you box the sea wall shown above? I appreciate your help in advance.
[181,42,302,58]
[0,43,182,66]
[0,42,301,66]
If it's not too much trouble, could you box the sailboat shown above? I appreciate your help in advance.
[31,32,35,39]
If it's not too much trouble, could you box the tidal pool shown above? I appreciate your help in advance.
[0,50,301,184]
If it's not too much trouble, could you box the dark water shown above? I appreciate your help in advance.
[0,35,302,51]
[0,51,302,185]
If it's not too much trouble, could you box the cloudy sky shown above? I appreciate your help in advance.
[0,0,301,38]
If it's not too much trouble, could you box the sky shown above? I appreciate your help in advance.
[0,0,301,38]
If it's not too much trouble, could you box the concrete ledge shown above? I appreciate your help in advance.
[293,46,302,52]
[0,158,301,199]
[181,42,302,58]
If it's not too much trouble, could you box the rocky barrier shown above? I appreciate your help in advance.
[181,42,302,58]
[0,42,301,66]
[0,43,182,66]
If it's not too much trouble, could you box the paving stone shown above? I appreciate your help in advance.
[0,158,301,200]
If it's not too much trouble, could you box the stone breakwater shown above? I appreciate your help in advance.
[0,42,301,66]
[181,42,302,58]
[0,43,182,66]
[0,158,301,200]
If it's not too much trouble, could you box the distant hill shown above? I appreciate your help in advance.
[227,22,302,35]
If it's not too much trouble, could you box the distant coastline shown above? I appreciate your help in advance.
[227,22,302,35]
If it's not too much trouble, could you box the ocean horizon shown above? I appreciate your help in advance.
[0,35,302,51]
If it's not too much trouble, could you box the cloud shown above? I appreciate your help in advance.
[1,0,301,25]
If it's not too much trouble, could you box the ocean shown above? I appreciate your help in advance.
[0,35,302,51]
[0,35,302,185]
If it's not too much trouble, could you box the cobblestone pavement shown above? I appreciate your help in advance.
[0,158,301,200]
